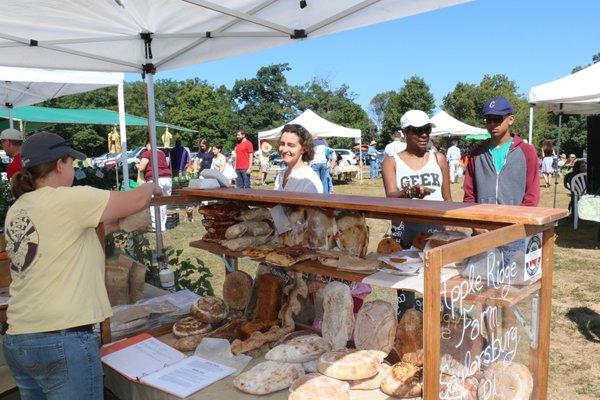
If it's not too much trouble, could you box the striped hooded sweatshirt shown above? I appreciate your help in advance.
[463,134,540,206]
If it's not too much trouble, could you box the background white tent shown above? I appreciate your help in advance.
[0,66,130,188]
[0,0,469,286]
[430,110,487,137]
[258,109,361,140]
[528,62,600,207]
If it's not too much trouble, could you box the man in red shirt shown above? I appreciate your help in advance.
[1,128,24,180]
[234,130,254,188]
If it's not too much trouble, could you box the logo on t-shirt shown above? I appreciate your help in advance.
[398,173,440,188]
[5,210,39,277]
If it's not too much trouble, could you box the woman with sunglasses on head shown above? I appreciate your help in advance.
[3,132,162,399]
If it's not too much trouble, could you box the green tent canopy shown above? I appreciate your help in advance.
[465,133,491,140]
[0,105,196,133]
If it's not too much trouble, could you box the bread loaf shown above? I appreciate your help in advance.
[394,309,423,358]
[232,361,304,395]
[225,221,272,239]
[380,362,422,398]
[306,208,335,250]
[265,334,330,363]
[440,373,478,400]
[317,349,385,380]
[334,213,369,256]
[348,363,391,390]
[239,319,278,340]
[377,237,403,254]
[321,282,355,350]
[353,300,397,355]
[205,316,244,342]
[238,207,271,221]
[253,274,284,322]
[172,316,212,338]
[221,234,271,251]
[477,362,533,400]
[199,203,241,219]
[222,270,253,311]
[173,334,205,352]
[288,373,350,400]
[190,297,228,324]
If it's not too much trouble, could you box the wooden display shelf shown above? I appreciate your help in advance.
[189,239,370,282]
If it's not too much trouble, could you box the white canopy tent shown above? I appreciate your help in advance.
[258,109,361,140]
[528,61,600,206]
[430,110,487,137]
[0,66,131,188]
[0,0,469,279]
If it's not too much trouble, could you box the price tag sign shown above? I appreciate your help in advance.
[95,169,105,178]
[75,169,86,181]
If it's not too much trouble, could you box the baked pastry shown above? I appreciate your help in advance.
[199,203,241,219]
[265,334,330,363]
[288,373,350,400]
[380,362,422,398]
[377,236,403,254]
[222,270,253,311]
[334,213,369,256]
[221,234,271,251]
[190,296,228,324]
[322,282,355,350]
[239,319,278,340]
[253,274,284,322]
[172,316,212,338]
[348,363,391,390]
[317,349,385,380]
[233,361,304,395]
[225,221,273,239]
[353,300,397,355]
[394,309,423,358]
[477,361,533,400]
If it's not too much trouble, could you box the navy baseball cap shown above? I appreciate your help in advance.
[482,97,514,116]
[21,131,86,168]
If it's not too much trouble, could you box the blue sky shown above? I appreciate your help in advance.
[129,0,599,114]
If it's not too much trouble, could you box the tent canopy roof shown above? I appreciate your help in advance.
[529,62,600,115]
[258,109,361,140]
[0,0,469,73]
[0,105,196,132]
[430,110,487,137]
[0,66,123,108]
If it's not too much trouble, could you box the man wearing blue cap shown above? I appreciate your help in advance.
[463,96,540,208]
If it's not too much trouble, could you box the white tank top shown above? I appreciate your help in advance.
[392,150,444,201]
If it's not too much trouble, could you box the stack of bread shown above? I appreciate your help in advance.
[220,207,275,252]
[199,203,242,243]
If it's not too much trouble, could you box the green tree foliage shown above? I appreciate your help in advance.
[380,76,435,145]
[72,127,106,156]
[369,91,394,131]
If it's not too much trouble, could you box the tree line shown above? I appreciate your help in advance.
[41,55,597,157]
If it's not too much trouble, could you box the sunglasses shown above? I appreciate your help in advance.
[407,125,432,135]
[484,115,507,124]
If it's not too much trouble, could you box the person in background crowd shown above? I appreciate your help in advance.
[540,139,556,188]
[137,139,172,232]
[564,159,587,214]
[234,130,253,188]
[381,110,451,318]
[446,139,461,184]
[196,138,214,173]
[274,124,322,193]
[565,153,577,169]
[311,137,331,193]
[210,144,227,173]
[367,140,380,179]
[258,140,272,185]
[170,138,189,176]
[0,128,23,180]
[384,130,407,157]
[3,131,161,400]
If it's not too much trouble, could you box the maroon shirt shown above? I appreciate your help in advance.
[141,149,171,181]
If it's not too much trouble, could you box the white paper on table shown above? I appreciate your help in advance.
[140,356,236,398]
[194,338,252,376]
[363,266,462,292]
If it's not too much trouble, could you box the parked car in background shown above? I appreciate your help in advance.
[92,152,117,168]
[269,151,285,170]
[105,147,145,169]
[332,149,357,165]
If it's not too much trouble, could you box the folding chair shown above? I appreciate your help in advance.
[570,172,587,230]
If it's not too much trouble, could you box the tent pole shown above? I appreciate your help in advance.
[528,106,534,144]
[359,136,363,183]
[8,105,14,129]
[145,71,165,269]
[552,109,563,209]
[117,83,130,190]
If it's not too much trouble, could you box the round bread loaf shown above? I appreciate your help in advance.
[394,309,423,358]
[172,316,212,338]
[233,361,304,395]
[321,282,355,350]
[317,349,384,380]
[265,334,330,363]
[354,300,397,355]
[477,361,533,400]
[440,373,478,400]
[190,296,228,324]
[377,237,403,254]
[288,373,350,400]
[222,270,253,311]
[380,362,422,398]
[348,363,391,390]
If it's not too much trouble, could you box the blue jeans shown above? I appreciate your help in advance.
[3,330,103,400]
[370,159,380,179]
[235,169,251,188]
[311,163,330,193]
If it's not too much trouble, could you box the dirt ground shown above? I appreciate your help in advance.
[160,172,600,399]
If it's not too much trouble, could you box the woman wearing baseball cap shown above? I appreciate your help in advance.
[3,131,162,399]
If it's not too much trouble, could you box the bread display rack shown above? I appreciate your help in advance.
[105,188,567,400]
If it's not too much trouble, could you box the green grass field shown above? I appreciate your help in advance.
[159,172,599,399]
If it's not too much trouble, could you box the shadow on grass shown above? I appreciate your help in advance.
[566,307,600,343]
[556,219,600,250]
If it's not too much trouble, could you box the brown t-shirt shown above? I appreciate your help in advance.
[141,149,171,181]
